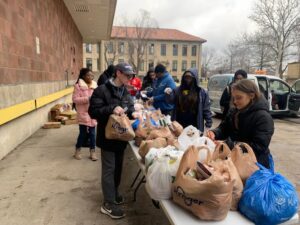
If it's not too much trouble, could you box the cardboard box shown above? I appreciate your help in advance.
[62,119,77,125]
[60,111,77,120]
[43,122,61,129]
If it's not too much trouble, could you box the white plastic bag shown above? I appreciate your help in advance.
[196,136,216,152]
[145,147,161,170]
[146,157,173,200]
[178,125,200,151]
[166,149,184,177]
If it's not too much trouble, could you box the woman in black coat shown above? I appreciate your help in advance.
[207,79,274,168]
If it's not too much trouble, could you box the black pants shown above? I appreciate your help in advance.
[101,148,125,203]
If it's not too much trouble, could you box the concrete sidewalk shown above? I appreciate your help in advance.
[0,124,169,225]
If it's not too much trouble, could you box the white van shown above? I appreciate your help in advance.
[207,74,258,114]
[207,74,300,116]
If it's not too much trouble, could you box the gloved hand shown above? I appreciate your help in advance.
[164,87,172,95]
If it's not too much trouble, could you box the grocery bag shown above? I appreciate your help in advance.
[231,142,258,183]
[146,157,173,200]
[239,155,299,225]
[172,146,233,221]
[105,114,135,141]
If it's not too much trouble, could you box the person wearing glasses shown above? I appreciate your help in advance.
[88,62,139,219]
[220,69,248,119]
[72,68,98,161]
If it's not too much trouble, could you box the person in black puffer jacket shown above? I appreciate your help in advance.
[97,64,115,86]
[220,69,248,119]
[89,62,138,219]
[207,79,274,168]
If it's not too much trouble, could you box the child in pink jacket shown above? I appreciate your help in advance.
[72,68,98,161]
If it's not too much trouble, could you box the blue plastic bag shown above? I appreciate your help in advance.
[239,155,299,225]
[131,118,157,130]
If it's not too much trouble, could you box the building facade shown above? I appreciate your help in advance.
[83,26,206,80]
[287,62,300,83]
[0,0,116,159]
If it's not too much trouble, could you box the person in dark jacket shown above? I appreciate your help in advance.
[165,68,212,133]
[97,64,115,86]
[144,64,176,115]
[220,69,247,118]
[89,62,138,219]
[207,79,274,168]
[141,68,156,91]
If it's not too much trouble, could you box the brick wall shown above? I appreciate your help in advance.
[0,0,83,85]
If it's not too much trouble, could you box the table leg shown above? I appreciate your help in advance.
[151,199,160,209]
[130,169,142,188]
[133,175,145,202]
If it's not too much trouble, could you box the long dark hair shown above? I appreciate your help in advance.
[76,68,91,84]
[177,72,199,113]
[144,68,154,81]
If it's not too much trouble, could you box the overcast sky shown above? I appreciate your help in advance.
[114,0,258,52]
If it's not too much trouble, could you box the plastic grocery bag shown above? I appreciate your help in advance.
[146,157,173,200]
[231,142,258,183]
[145,146,183,176]
[196,136,216,152]
[178,125,200,151]
[172,145,233,221]
[239,155,299,225]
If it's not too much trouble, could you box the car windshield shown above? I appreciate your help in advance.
[208,76,232,91]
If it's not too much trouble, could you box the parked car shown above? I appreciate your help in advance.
[289,79,300,116]
[207,74,300,116]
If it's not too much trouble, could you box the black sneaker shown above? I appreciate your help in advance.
[100,202,125,219]
[114,195,124,205]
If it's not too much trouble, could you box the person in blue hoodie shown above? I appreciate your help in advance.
[165,68,212,133]
[145,64,176,115]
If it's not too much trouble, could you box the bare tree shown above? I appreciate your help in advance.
[201,47,215,79]
[223,37,252,73]
[103,40,117,67]
[122,10,158,74]
[250,0,300,78]
[243,32,275,73]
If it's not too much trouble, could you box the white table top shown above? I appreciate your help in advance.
[128,141,299,225]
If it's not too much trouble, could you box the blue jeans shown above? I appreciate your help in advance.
[75,125,96,150]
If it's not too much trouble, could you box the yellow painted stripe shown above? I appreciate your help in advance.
[0,100,36,125]
[35,87,74,108]
[0,87,74,125]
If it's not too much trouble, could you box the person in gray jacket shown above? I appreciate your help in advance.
[165,68,212,133]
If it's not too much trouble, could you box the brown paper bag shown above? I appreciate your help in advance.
[169,121,184,137]
[138,137,168,160]
[172,146,233,221]
[105,114,135,141]
[231,142,259,184]
[146,126,174,140]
